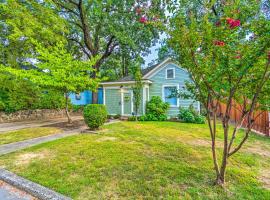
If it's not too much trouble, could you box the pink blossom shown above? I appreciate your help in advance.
[214,41,225,46]
[226,18,241,29]
[139,16,147,24]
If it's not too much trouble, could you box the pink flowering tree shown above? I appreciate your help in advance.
[169,0,270,185]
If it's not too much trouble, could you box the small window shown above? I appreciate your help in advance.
[75,93,81,100]
[164,86,178,106]
[166,68,175,79]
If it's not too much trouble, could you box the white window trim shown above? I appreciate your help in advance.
[166,68,175,79]
[162,84,179,107]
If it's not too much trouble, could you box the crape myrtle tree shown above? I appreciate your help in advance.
[50,0,166,103]
[168,0,270,185]
[1,42,99,124]
[131,58,143,120]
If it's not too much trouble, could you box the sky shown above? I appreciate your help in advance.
[143,33,167,67]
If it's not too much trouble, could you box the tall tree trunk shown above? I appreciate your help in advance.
[92,92,98,104]
[65,93,72,124]
[92,66,99,104]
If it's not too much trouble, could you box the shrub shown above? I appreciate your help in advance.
[139,96,169,121]
[127,116,137,121]
[72,105,84,112]
[178,106,205,124]
[113,114,121,119]
[0,101,5,111]
[83,104,108,130]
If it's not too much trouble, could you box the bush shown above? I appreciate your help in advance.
[72,105,84,112]
[0,101,5,111]
[178,106,205,124]
[139,96,169,121]
[127,116,137,121]
[113,114,121,119]
[83,104,108,130]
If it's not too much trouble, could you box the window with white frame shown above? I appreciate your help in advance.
[166,68,175,79]
[163,86,178,106]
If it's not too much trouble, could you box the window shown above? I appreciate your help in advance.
[75,93,81,100]
[163,86,178,106]
[166,68,175,79]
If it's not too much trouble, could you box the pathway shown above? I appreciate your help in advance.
[0,120,120,156]
[0,128,83,156]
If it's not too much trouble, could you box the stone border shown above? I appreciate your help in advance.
[0,169,72,200]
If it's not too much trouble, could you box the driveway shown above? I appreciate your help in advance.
[0,116,83,133]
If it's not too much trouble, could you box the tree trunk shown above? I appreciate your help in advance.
[91,66,99,104]
[65,93,72,124]
[92,92,98,104]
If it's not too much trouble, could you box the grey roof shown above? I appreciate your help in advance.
[109,63,159,82]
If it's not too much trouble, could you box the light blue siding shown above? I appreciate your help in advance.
[69,88,103,105]
[149,63,199,117]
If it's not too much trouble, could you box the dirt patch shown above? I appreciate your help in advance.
[244,145,270,157]
[42,119,86,131]
[259,170,270,190]
[15,150,52,166]
[96,136,117,142]
[184,139,223,148]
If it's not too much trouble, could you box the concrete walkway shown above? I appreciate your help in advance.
[0,128,83,156]
[0,120,120,156]
[0,116,83,133]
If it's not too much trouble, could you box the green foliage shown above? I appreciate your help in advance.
[0,100,5,111]
[178,106,206,124]
[0,42,99,121]
[139,96,169,121]
[131,61,143,119]
[33,90,66,110]
[83,104,108,130]
[0,0,67,67]
[127,116,137,121]
[72,105,84,113]
[113,114,121,119]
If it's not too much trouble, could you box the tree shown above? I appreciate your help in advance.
[131,61,143,120]
[169,0,270,186]
[48,0,165,103]
[1,42,99,123]
[0,0,67,67]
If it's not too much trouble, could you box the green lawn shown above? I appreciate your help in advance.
[0,127,62,145]
[0,122,269,199]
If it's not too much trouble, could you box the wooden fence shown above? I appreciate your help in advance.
[216,102,270,137]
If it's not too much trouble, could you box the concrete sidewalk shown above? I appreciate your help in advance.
[0,120,120,156]
[0,128,83,156]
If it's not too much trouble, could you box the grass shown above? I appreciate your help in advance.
[0,121,269,199]
[0,127,62,145]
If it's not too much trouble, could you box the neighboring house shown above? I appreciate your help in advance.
[69,88,103,105]
[101,58,200,117]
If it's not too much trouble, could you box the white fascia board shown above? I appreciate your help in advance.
[100,80,152,85]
